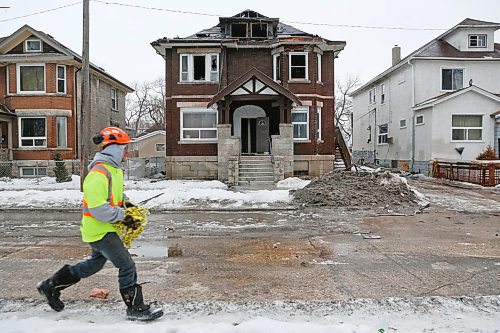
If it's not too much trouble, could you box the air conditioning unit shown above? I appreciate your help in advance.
[386,137,394,144]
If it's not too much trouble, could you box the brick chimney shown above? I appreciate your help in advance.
[392,45,401,66]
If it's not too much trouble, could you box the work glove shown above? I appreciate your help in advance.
[122,201,136,208]
[122,214,139,230]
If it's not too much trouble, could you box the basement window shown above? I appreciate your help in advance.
[20,166,47,177]
[231,23,247,38]
[251,23,268,38]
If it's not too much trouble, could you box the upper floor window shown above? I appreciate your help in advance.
[416,115,424,125]
[368,87,376,104]
[289,52,308,80]
[292,106,309,140]
[442,68,464,91]
[380,84,385,104]
[316,106,322,141]
[111,88,117,110]
[399,119,407,128]
[19,117,46,147]
[251,23,267,38]
[231,23,247,38]
[17,64,45,93]
[469,34,487,48]
[273,54,281,81]
[179,54,219,83]
[316,53,322,83]
[56,65,66,94]
[452,115,482,141]
[25,39,42,53]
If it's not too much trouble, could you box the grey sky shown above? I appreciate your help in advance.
[1,0,499,87]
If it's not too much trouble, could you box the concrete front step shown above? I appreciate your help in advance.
[239,155,275,184]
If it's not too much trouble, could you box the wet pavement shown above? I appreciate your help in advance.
[0,179,499,306]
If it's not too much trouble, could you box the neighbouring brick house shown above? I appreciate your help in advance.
[0,25,133,177]
[152,10,345,184]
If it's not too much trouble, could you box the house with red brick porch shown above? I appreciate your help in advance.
[152,10,346,184]
[0,25,133,177]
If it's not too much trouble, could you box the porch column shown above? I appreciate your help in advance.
[286,101,292,123]
[7,121,13,160]
[279,98,284,123]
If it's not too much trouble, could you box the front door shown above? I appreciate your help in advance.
[256,117,269,153]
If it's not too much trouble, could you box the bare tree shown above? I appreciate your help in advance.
[335,74,360,144]
[126,78,166,137]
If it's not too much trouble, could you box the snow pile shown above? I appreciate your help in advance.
[292,171,423,213]
[276,177,311,189]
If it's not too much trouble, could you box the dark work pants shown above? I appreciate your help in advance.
[68,232,137,290]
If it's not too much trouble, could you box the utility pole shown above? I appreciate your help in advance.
[80,0,90,190]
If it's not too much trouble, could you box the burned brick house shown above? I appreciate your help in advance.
[152,10,345,184]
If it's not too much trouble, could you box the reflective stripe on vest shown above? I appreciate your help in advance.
[82,163,121,217]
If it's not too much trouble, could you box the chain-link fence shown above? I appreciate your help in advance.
[125,157,165,179]
[0,160,80,181]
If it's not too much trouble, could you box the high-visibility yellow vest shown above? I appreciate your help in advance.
[80,163,124,243]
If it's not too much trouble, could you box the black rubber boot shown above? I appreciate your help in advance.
[37,265,80,312]
[120,284,163,321]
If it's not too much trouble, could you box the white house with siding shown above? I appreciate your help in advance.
[351,18,500,174]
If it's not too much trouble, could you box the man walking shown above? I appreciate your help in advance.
[37,127,163,321]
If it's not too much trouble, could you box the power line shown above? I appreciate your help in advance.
[92,0,221,17]
[0,0,447,31]
[0,2,81,23]
[92,0,445,31]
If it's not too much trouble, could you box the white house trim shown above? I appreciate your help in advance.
[413,85,500,111]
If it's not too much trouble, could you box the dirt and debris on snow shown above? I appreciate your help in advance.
[292,171,425,213]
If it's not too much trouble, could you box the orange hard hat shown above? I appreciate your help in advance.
[92,127,131,147]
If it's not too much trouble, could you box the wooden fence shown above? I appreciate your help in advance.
[432,160,500,186]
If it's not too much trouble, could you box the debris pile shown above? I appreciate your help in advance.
[293,171,422,213]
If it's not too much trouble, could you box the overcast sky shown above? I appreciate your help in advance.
[1,0,499,87]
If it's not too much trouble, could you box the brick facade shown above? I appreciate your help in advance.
[0,25,132,177]
[152,10,345,181]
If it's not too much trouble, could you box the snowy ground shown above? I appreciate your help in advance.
[2,296,499,333]
[1,174,499,332]
[0,176,309,210]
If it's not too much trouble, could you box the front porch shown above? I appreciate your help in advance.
[0,104,15,162]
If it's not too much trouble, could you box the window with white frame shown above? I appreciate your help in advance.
[442,68,464,90]
[368,87,376,104]
[452,115,483,141]
[111,88,117,110]
[179,54,219,82]
[380,84,385,104]
[378,124,388,144]
[273,54,281,81]
[316,53,322,82]
[17,64,45,93]
[469,34,486,48]
[316,106,322,141]
[399,119,407,128]
[416,115,424,125]
[289,52,308,80]
[56,65,66,94]
[292,107,309,140]
[56,117,67,148]
[20,166,47,177]
[25,39,42,52]
[19,117,46,147]
[181,109,217,140]
[155,143,165,152]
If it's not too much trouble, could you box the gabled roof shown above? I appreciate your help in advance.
[132,130,166,142]
[413,85,500,111]
[151,9,345,53]
[352,18,500,95]
[0,25,133,92]
[207,67,300,107]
